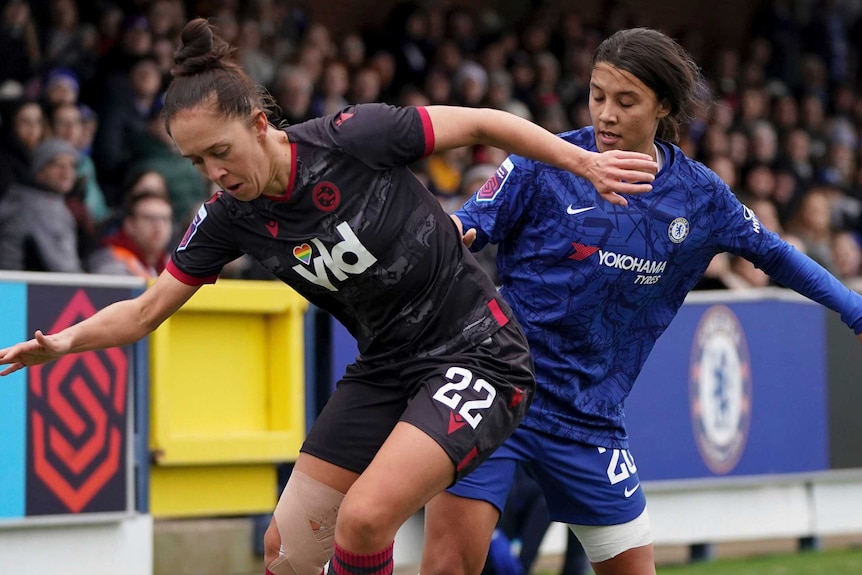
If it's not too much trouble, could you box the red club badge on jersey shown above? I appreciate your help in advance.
[313,181,341,212]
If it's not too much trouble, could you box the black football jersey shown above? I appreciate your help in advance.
[168,104,512,359]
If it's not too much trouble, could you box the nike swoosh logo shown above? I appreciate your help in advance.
[567,205,596,215]
[624,483,641,498]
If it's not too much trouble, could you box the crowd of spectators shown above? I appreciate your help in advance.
[2,0,862,289]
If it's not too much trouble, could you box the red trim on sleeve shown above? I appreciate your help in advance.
[488,298,509,327]
[416,106,435,158]
[166,260,218,286]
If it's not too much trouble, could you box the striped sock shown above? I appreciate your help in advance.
[330,541,394,575]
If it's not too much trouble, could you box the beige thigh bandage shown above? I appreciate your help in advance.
[568,507,653,563]
[267,470,346,575]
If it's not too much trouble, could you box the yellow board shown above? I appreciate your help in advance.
[150,464,276,517]
[148,280,308,516]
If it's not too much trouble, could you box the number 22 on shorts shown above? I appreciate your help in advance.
[432,367,497,429]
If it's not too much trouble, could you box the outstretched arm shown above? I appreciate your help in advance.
[0,271,199,376]
[425,106,657,206]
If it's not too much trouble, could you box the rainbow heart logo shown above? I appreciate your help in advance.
[293,243,312,265]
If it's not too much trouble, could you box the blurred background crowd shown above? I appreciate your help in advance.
[3,0,862,289]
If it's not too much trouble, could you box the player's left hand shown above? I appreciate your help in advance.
[584,150,657,207]
[450,214,477,247]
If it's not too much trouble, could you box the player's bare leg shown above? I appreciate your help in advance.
[591,544,656,575]
[337,421,454,551]
[421,491,500,575]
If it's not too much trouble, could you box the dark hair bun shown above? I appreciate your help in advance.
[172,18,235,77]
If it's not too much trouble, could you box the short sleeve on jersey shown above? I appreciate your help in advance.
[168,198,244,285]
[323,103,432,169]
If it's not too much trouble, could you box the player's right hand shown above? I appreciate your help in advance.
[0,330,70,376]
[583,149,657,206]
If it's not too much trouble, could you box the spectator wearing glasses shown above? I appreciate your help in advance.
[87,189,173,278]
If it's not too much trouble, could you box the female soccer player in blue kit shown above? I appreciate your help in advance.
[422,27,862,575]
[0,18,659,575]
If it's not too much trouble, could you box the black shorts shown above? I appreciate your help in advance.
[301,320,535,483]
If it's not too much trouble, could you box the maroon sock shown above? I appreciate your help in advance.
[330,541,394,575]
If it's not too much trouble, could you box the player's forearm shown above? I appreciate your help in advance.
[472,109,591,173]
[427,106,592,175]
[62,298,159,353]
[758,241,862,333]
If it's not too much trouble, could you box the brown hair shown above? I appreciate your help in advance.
[162,18,275,133]
[592,28,711,143]
[123,189,172,218]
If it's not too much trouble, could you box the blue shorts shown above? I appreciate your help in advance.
[448,426,646,526]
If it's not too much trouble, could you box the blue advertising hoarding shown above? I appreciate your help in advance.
[626,298,828,481]
[0,283,27,519]
[0,276,138,525]
[330,316,359,392]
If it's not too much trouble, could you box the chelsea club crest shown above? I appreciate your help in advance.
[689,305,752,475]
[668,217,690,243]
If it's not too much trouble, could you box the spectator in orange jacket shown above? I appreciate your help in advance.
[87,189,172,278]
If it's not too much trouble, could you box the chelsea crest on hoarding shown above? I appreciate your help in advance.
[689,305,752,474]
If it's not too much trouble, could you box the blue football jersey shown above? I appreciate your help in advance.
[457,126,862,448]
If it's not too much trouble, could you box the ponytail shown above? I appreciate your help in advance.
[163,18,275,132]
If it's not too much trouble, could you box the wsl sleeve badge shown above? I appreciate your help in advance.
[475,158,514,202]
[177,204,209,252]
[689,305,752,475]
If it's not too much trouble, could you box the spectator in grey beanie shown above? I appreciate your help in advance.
[0,138,84,272]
